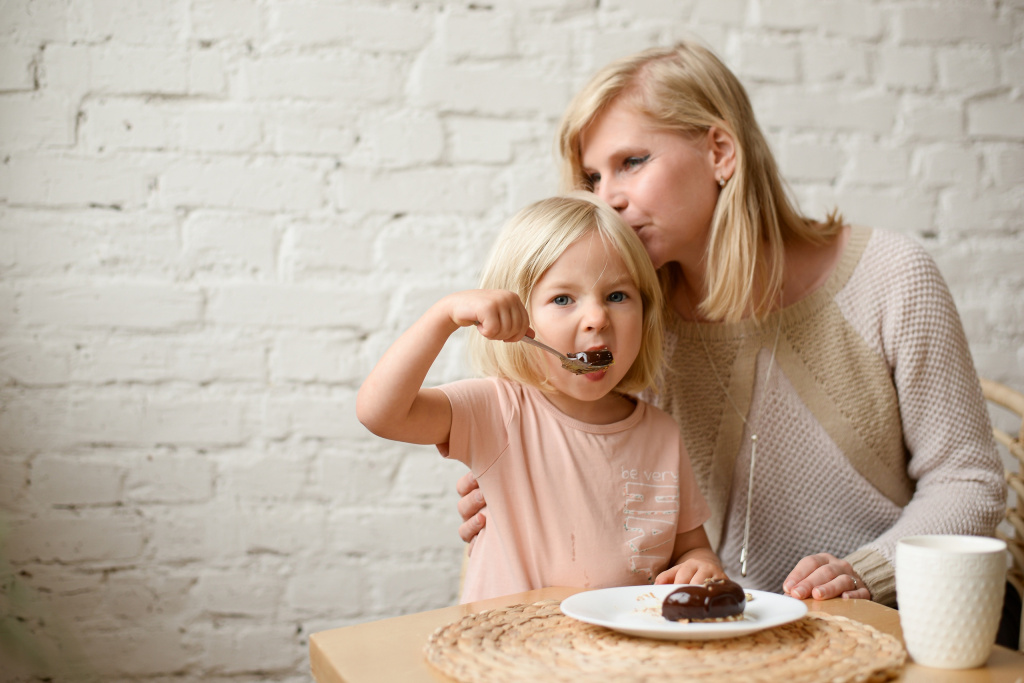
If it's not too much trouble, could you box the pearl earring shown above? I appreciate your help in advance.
[717,176,726,187]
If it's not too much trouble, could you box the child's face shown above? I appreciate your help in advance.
[529,230,643,407]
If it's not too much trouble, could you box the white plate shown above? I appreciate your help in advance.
[560,585,807,641]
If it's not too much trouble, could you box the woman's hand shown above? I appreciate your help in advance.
[783,553,871,600]
[456,471,487,543]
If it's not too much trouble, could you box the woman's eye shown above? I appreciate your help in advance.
[584,172,600,188]
[608,291,627,303]
[624,155,650,169]
[553,295,572,306]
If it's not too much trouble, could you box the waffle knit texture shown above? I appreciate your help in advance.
[648,226,1005,606]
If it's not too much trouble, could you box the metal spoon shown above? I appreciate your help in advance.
[472,322,614,374]
[518,335,614,375]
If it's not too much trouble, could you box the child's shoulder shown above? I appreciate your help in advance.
[633,395,679,428]
[439,375,529,405]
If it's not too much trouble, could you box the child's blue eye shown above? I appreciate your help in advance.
[553,295,572,306]
[608,291,627,303]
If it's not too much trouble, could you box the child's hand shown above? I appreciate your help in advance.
[654,558,727,586]
[445,289,531,343]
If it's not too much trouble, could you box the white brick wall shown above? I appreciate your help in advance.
[1,2,1022,681]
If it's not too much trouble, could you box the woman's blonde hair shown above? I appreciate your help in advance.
[558,41,842,323]
[469,192,664,395]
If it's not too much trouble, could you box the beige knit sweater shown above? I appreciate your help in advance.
[650,226,1005,606]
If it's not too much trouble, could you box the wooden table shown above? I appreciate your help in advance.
[310,587,1024,682]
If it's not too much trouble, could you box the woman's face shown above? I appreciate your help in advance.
[579,99,722,270]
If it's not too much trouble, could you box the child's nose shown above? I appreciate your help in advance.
[582,301,610,331]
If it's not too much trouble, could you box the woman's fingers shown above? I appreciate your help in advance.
[458,512,486,544]
[839,574,871,600]
[782,553,828,597]
[455,470,479,499]
[456,486,485,521]
[783,553,869,600]
[456,471,486,543]
[810,573,869,600]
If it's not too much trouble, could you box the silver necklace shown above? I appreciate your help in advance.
[689,301,782,577]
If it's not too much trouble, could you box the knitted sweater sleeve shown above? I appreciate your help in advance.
[841,232,1005,606]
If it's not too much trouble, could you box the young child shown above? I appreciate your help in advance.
[356,192,724,603]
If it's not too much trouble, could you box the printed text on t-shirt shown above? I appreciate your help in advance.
[622,472,680,581]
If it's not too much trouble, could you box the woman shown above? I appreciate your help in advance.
[455,41,1005,608]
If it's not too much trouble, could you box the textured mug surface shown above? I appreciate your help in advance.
[895,535,1006,669]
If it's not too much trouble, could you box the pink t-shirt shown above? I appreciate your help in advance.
[438,377,710,603]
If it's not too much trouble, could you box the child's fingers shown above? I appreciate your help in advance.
[653,568,677,584]
[466,292,530,341]
[689,565,722,586]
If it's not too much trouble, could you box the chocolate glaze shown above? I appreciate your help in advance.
[569,349,613,367]
[560,349,615,375]
[662,578,746,621]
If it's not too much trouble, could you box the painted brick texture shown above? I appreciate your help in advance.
[1,1,1022,681]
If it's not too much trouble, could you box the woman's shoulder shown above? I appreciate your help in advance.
[860,226,935,259]
[788,223,938,294]
[784,223,853,306]
[839,226,960,338]
[853,226,948,289]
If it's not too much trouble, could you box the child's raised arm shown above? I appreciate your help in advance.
[356,289,530,445]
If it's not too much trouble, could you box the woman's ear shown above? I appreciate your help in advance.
[707,126,737,182]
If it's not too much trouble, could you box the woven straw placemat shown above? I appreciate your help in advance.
[424,600,906,682]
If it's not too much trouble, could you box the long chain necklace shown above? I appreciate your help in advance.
[689,299,782,577]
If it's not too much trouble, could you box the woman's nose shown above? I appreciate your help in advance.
[595,179,627,212]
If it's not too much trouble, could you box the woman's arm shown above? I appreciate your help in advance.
[357,289,530,445]
[784,233,1004,604]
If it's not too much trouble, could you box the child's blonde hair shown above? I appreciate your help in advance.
[557,41,843,323]
[469,192,664,395]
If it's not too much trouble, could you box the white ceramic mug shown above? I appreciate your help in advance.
[895,534,1007,669]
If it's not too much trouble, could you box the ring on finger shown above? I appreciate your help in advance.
[851,577,858,588]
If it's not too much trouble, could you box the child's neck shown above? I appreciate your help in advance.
[542,389,636,425]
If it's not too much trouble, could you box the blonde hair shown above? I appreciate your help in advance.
[558,41,842,323]
[469,192,664,395]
